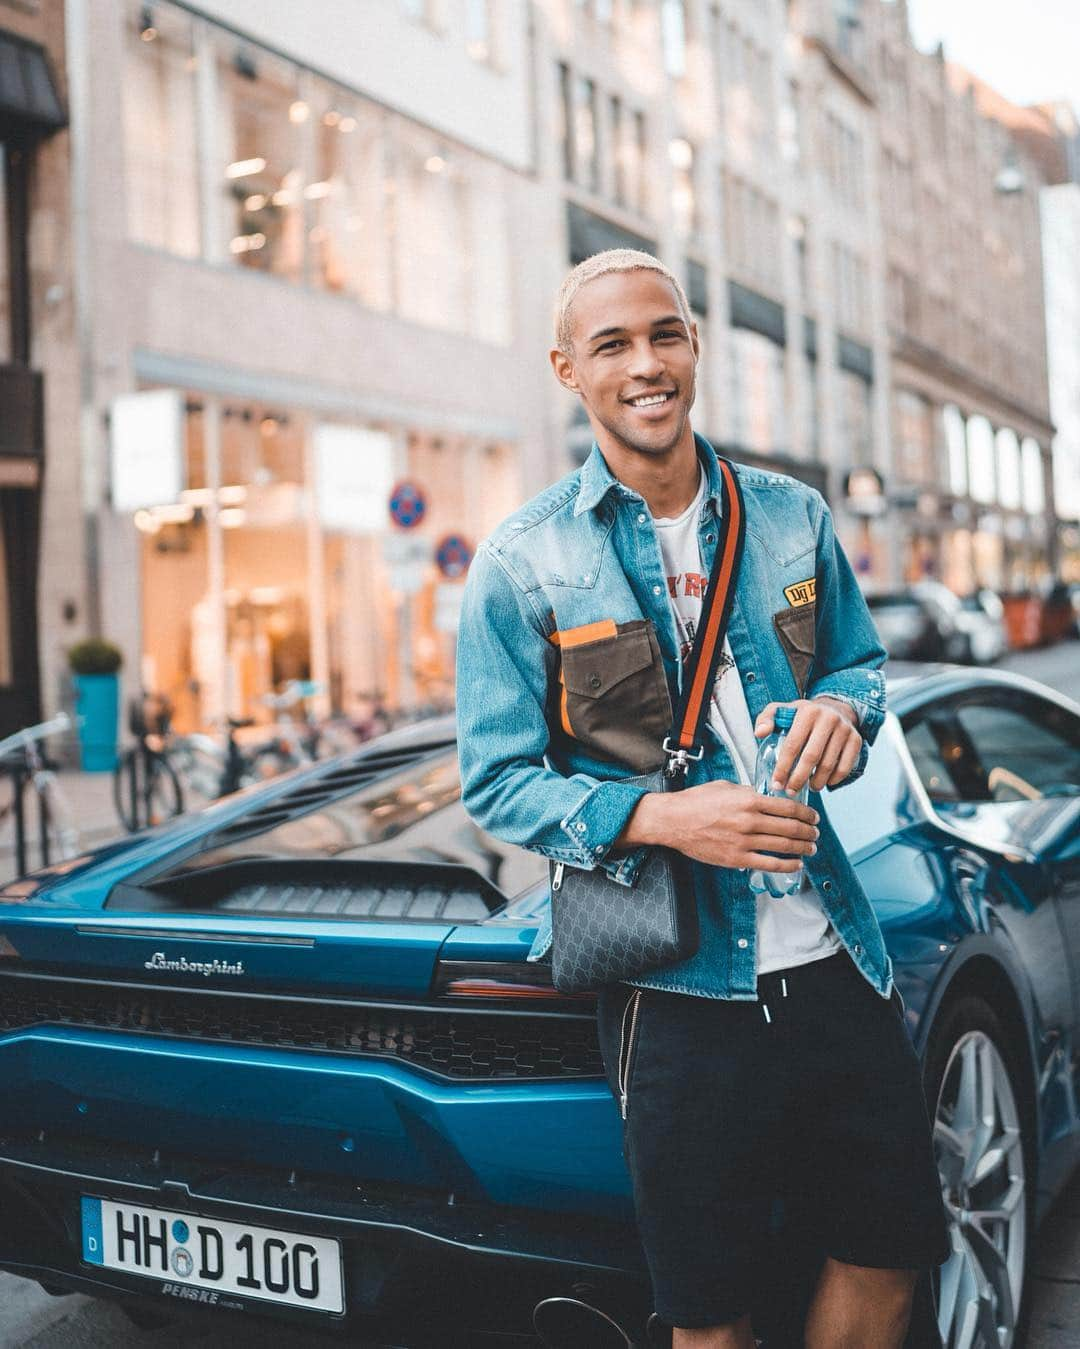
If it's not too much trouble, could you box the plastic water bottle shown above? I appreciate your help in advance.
[749,705,807,899]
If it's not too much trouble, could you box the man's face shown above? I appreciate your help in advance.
[551,269,699,460]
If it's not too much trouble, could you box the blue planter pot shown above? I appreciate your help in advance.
[73,673,119,772]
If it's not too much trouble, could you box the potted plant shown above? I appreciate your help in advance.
[68,638,123,772]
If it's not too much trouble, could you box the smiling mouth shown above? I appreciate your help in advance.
[625,391,677,408]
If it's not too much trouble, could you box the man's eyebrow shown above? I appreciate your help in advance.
[585,315,688,344]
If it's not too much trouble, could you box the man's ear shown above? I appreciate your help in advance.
[550,347,580,394]
[690,318,700,365]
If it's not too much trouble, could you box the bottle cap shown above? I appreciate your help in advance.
[774,705,797,730]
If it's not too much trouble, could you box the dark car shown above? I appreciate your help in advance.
[867,584,967,662]
[0,668,1078,1348]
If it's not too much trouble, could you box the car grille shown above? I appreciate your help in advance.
[0,977,604,1083]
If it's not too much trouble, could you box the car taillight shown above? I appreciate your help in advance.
[0,933,20,959]
[432,959,594,1005]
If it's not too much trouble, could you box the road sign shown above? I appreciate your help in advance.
[434,533,473,580]
[381,532,431,594]
[435,583,465,634]
[388,480,427,529]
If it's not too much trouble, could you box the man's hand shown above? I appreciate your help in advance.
[753,697,862,795]
[618,781,819,873]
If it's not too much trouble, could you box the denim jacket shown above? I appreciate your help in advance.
[456,434,892,1000]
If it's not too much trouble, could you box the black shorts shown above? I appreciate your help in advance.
[595,951,952,1330]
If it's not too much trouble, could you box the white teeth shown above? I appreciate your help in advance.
[630,393,671,407]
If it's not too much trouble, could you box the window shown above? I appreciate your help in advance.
[1021,438,1046,514]
[669,137,696,237]
[836,370,872,467]
[662,0,688,79]
[465,0,493,62]
[966,415,996,505]
[942,404,967,497]
[728,328,787,456]
[995,427,1022,511]
[309,91,391,311]
[904,692,1080,805]
[122,0,200,257]
[559,63,574,181]
[217,40,305,281]
[894,390,934,485]
[574,76,600,193]
[393,126,470,334]
[609,95,625,205]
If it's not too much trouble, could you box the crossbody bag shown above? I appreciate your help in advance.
[548,457,747,993]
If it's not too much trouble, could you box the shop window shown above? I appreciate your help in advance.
[1021,438,1045,515]
[942,404,967,497]
[122,0,200,257]
[894,389,933,485]
[966,415,996,505]
[995,427,1022,511]
[216,39,305,282]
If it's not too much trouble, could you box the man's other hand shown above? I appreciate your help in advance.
[753,698,862,795]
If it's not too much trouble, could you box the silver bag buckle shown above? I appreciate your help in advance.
[662,736,704,779]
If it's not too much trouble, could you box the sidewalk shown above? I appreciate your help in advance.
[0,768,123,886]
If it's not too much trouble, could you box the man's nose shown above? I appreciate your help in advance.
[625,340,664,381]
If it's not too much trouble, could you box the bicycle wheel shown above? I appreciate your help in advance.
[113,749,184,831]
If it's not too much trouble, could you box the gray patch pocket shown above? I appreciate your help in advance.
[557,620,672,773]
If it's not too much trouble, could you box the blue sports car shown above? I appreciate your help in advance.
[0,667,1078,1349]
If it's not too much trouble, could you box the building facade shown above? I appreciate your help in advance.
[0,0,70,738]
[40,0,1066,738]
[65,0,548,732]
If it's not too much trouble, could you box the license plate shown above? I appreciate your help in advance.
[80,1197,344,1314]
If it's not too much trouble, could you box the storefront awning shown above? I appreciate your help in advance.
[0,31,66,134]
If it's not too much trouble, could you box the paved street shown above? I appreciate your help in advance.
[1,640,1079,1345]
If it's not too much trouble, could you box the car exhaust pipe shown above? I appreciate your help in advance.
[532,1295,636,1349]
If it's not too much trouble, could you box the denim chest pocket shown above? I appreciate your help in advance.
[748,524,816,568]
[555,619,672,773]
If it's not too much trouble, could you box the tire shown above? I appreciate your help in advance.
[113,749,184,831]
[922,995,1034,1349]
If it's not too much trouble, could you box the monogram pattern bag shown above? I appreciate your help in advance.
[549,458,747,994]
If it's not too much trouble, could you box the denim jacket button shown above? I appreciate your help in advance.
[737,938,749,949]
[746,672,756,683]
[637,512,647,524]
[854,943,863,955]
[653,584,662,595]
[822,880,832,892]
[575,821,586,832]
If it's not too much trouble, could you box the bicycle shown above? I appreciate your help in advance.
[113,692,310,832]
[112,694,186,833]
[0,713,81,878]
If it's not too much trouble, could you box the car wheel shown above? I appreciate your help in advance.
[923,995,1033,1349]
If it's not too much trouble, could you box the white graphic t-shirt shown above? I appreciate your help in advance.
[653,469,840,975]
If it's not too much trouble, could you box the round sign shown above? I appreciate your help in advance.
[388,480,427,529]
[435,533,473,580]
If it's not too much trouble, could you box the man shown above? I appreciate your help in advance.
[456,250,949,1348]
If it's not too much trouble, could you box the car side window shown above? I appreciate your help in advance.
[953,696,1080,799]
[904,692,1080,803]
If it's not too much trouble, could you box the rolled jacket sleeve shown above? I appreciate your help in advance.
[804,496,887,789]
[456,545,649,876]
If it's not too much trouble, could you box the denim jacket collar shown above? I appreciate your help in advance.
[573,432,725,518]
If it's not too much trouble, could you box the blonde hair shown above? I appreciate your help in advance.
[554,249,693,355]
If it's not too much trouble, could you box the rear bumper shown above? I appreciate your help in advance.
[0,1135,649,1347]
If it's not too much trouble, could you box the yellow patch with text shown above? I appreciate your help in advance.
[783,577,816,607]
